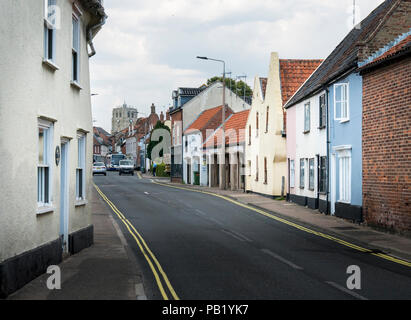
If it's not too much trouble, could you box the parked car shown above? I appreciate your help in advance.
[119,160,134,176]
[93,162,107,176]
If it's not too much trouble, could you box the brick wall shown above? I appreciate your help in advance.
[362,54,411,235]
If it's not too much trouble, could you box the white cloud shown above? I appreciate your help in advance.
[90,0,384,132]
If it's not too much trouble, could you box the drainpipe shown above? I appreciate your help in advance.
[87,14,107,58]
[325,86,330,215]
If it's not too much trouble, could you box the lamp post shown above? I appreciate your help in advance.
[197,56,226,190]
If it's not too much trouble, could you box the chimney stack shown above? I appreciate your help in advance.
[151,103,155,114]
[160,111,164,122]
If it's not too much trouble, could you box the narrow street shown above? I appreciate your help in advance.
[94,172,411,300]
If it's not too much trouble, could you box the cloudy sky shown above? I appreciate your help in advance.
[90,0,384,132]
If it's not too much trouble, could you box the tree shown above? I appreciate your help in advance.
[207,76,253,98]
[146,121,171,160]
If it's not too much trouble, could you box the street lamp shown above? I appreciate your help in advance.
[197,56,226,190]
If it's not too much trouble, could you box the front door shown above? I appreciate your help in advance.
[60,140,69,252]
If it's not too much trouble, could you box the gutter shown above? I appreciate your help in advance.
[325,86,330,216]
[87,14,107,58]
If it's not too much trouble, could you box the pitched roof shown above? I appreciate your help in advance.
[360,31,411,69]
[279,59,323,105]
[185,106,223,133]
[204,110,250,148]
[184,106,233,142]
[178,87,206,96]
[285,0,396,108]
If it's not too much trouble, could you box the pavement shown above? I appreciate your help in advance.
[8,187,145,300]
[149,176,411,264]
[93,172,411,300]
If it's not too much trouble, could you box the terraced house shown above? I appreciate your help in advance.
[0,0,106,297]
[285,0,410,225]
[245,52,321,198]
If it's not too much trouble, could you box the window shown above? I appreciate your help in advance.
[338,152,351,203]
[72,15,80,82]
[264,157,267,184]
[248,125,251,145]
[319,94,326,128]
[255,156,259,181]
[44,0,56,62]
[334,83,349,122]
[266,106,269,133]
[304,102,310,133]
[256,112,259,137]
[38,120,53,207]
[76,134,86,201]
[309,158,315,190]
[300,159,305,189]
[290,160,295,188]
[319,156,327,193]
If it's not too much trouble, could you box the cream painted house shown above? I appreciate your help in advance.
[0,0,106,298]
[245,53,322,198]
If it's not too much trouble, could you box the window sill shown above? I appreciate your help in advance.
[75,199,88,207]
[303,130,310,134]
[318,126,326,130]
[37,206,55,215]
[339,119,350,124]
[42,59,60,71]
[70,81,83,90]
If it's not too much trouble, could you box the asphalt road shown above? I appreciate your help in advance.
[94,172,411,300]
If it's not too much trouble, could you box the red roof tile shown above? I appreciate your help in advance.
[279,59,323,105]
[185,106,233,143]
[204,110,250,148]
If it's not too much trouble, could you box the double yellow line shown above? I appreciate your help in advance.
[152,181,411,268]
[94,184,179,300]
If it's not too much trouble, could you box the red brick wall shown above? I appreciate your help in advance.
[362,55,411,235]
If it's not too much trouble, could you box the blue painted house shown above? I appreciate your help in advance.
[285,0,406,222]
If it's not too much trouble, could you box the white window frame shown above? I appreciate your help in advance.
[334,83,349,122]
[72,14,80,84]
[300,159,305,189]
[304,102,310,132]
[290,160,295,188]
[335,146,352,204]
[76,133,86,201]
[44,0,57,63]
[38,119,54,209]
[309,158,315,190]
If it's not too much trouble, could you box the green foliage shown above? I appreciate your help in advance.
[150,162,169,177]
[207,76,253,98]
[146,121,171,160]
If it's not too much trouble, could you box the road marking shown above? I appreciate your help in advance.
[152,181,411,268]
[261,249,304,270]
[144,192,150,195]
[137,172,142,179]
[94,184,179,301]
[221,229,251,242]
[195,209,206,216]
[326,281,368,300]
